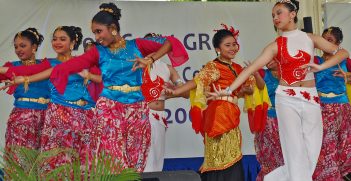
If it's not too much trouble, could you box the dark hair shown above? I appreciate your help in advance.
[212,29,234,49]
[84,39,98,52]
[322,26,343,44]
[275,0,300,23]
[14,27,44,50]
[54,26,83,50]
[92,3,121,32]
[144,33,162,38]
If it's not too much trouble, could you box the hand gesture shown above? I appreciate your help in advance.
[207,84,230,100]
[130,55,153,71]
[78,69,89,78]
[300,63,322,73]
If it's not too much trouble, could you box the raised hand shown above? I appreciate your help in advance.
[130,55,153,71]
[163,84,176,96]
[333,69,351,83]
[300,63,322,73]
[0,74,23,91]
[78,69,89,78]
[207,84,230,101]
[0,80,11,91]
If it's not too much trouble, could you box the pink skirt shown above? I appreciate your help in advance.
[313,103,351,180]
[91,97,151,172]
[40,103,94,172]
[5,108,45,150]
[254,116,284,181]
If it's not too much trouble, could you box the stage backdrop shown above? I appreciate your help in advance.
[0,0,276,158]
[324,3,351,53]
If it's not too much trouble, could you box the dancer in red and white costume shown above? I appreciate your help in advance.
[144,59,185,172]
[209,1,349,180]
[142,33,187,172]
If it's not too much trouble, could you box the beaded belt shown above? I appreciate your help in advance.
[66,99,88,106]
[17,97,50,104]
[107,84,140,93]
[215,96,238,104]
[318,92,344,98]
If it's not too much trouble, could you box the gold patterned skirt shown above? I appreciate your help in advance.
[200,127,242,173]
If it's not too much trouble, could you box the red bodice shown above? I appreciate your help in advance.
[141,67,165,102]
[275,36,311,85]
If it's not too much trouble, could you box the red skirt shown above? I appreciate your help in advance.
[40,103,94,173]
[254,116,284,181]
[5,108,45,150]
[313,103,351,180]
[91,97,151,172]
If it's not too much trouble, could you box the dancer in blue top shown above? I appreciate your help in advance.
[0,28,49,151]
[47,3,188,172]
[313,26,351,181]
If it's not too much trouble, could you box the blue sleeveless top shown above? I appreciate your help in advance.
[315,56,349,104]
[263,69,279,118]
[12,60,50,110]
[48,59,95,109]
[97,40,144,104]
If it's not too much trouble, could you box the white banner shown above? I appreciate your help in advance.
[324,3,351,54]
[0,0,276,158]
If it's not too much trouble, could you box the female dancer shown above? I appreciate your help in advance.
[143,33,187,172]
[313,26,351,180]
[165,26,255,181]
[0,28,48,151]
[1,26,101,173]
[209,1,349,180]
[46,3,188,172]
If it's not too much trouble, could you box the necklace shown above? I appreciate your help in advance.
[21,58,36,65]
[217,57,232,64]
[57,54,72,62]
[109,38,126,53]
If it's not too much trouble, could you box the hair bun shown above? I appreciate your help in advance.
[291,0,299,12]
[23,27,44,46]
[99,3,121,20]
[71,26,83,50]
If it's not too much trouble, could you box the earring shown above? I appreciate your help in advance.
[70,45,74,50]
[32,49,36,53]
[112,30,117,36]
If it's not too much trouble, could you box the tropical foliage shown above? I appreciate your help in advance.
[0,146,140,181]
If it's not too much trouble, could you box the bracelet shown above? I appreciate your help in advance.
[174,78,185,86]
[23,76,30,92]
[150,56,156,63]
[332,46,342,55]
[84,72,90,85]
[225,87,232,95]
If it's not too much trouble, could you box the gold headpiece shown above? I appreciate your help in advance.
[327,27,333,34]
[27,30,40,41]
[277,0,298,11]
[100,8,114,14]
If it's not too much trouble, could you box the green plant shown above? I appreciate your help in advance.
[0,146,140,181]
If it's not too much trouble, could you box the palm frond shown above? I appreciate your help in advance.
[1,146,141,181]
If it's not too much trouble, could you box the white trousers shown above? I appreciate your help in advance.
[264,86,323,181]
[144,109,167,172]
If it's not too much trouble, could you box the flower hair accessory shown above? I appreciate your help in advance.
[214,23,240,51]
[277,0,298,11]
